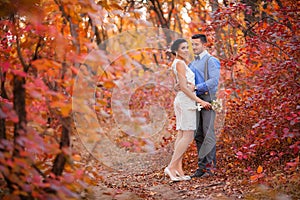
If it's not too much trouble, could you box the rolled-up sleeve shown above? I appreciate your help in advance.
[195,57,220,94]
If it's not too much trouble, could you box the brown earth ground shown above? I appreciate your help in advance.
[72,134,299,200]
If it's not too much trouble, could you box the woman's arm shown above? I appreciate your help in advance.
[176,61,211,110]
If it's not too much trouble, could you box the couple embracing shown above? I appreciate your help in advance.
[164,34,221,181]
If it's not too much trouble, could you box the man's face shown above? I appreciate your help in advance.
[192,38,205,55]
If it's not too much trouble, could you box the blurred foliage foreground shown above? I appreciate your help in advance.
[0,0,299,199]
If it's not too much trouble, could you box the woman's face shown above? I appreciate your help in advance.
[176,42,189,60]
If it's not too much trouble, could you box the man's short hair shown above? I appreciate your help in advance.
[191,34,207,43]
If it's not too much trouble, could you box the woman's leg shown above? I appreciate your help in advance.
[168,130,194,175]
[173,131,184,175]
[174,130,183,150]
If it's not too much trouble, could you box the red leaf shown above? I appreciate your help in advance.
[257,166,263,173]
[283,128,289,134]
[71,66,79,75]
[2,62,10,72]
[7,110,19,123]
[12,70,27,77]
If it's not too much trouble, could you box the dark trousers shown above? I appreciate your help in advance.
[195,94,217,170]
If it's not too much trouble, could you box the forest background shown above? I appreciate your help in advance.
[0,0,299,199]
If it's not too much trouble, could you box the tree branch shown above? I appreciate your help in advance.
[149,0,168,28]
[54,0,80,54]
[88,14,104,47]
[274,0,293,31]
[167,0,175,24]
[228,16,292,58]
[13,17,30,72]
[32,36,42,61]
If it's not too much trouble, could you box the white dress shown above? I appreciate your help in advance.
[172,59,197,130]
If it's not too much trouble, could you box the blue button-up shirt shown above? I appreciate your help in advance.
[189,50,221,96]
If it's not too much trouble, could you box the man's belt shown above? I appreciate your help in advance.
[198,92,216,100]
[200,92,210,96]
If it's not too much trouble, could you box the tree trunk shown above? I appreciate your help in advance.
[0,72,8,139]
[241,0,261,26]
[149,0,173,44]
[209,0,223,58]
[52,117,70,176]
[12,13,28,148]
[12,76,27,155]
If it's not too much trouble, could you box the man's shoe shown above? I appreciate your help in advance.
[206,169,214,176]
[191,169,205,178]
[191,169,214,178]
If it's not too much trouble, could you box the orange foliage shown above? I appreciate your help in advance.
[0,0,299,199]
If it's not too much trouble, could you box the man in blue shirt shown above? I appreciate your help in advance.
[189,34,221,178]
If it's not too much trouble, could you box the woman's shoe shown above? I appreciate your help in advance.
[181,175,191,180]
[175,170,191,181]
[164,167,181,181]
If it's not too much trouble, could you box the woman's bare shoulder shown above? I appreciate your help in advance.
[175,59,187,67]
[175,60,187,74]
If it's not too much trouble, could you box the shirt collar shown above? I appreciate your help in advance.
[196,50,208,60]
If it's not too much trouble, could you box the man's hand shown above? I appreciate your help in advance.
[174,82,180,92]
[187,82,195,92]
[201,101,212,110]
[174,82,195,92]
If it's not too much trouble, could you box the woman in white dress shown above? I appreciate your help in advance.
[164,38,211,181]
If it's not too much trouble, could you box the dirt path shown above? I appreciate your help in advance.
[72,133,249,200]
[73,132,299,200]
[85,165,246,200]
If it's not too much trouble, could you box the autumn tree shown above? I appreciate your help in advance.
[0,0,299,199]
[210,0,299,181]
